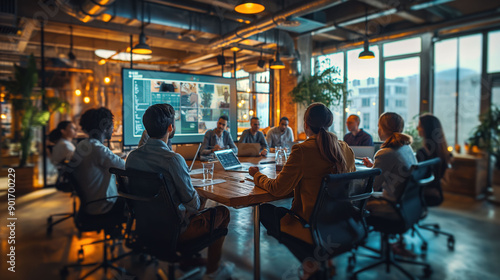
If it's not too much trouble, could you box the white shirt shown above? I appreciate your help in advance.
[266,126,294,148]
[70,139,125,215]
[215,132,225,148]
[51,139,75,165]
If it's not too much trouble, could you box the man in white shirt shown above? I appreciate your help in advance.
[266,117,294,149]
[69,108,125,215]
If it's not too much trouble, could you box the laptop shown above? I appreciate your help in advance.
[237,143,261,157]
[176,144,201,160]
[183,144,202,175]
[350,146,375,159]
[214,149,257,172]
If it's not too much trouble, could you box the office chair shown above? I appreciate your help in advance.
[47,165,77,235]
[415,159,455,251]
[349,158,440,280]
[109,167,228,280]
[59,166,131,280]
[263,168,381,280]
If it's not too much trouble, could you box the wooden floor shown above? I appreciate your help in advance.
[0,187,499,280]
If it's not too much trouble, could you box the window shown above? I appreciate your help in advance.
[395,86,407,94]
[359,87,377,94]
[395,100,405,107]
[347,46,379,139]
[385,85,391,95]
[367,78,375,85]
[353,79,360,87]
[313,52,345,135]
[433,34,482,146]
[488,30,500,73]
[383,37,422,57]
[362,98,371,107]
[384,57,420,131]
[362,113,370,130]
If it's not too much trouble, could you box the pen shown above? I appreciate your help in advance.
[259,161,276,164]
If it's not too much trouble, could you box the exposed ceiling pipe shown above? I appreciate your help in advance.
[209,0,345,50]
[56,0,116,23]
[315,7,500,55]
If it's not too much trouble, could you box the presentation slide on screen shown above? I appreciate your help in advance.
[122,69,236,146]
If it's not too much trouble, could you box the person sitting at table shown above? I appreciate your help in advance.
[126,104,233,279]
[200,115,237,156]
[239,117,268,156]
[48,121,77,165]
[69,107,125,216]
[344,114,374,146]
[361,112,416,216]
[249,103,355,278]
[416,113,451,180]
[265,116,294,149]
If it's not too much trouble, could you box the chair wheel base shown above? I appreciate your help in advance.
[447,237,455,250]
[423,266,433,277]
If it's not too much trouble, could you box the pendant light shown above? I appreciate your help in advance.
[359,6,375,59]
[133,0,152,54]
[270,30,285,70]
[234,1,265,14]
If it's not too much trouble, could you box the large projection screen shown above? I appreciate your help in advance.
[122,68,237,147]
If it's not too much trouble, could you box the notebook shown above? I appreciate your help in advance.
[214,149,256,173]
[237,143,261,157]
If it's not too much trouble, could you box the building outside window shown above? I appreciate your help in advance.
[362,113,370,130]
[362,98,371,107]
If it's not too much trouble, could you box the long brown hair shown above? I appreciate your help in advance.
[379,112,413,149]
[305,103,347,173]
[419,113,451,176]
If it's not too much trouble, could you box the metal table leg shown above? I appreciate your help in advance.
[253,204,260,280]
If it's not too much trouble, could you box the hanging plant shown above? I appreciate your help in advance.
[289,67,347,107]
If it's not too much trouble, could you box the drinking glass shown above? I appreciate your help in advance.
[202,162,214,182]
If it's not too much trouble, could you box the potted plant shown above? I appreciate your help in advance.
[289,67,347,107]
[1,54,68,191]
[468,106,500,202]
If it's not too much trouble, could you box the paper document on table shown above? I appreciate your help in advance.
[189,168,204,175]
[191,179,226,187]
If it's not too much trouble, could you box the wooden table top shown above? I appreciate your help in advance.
[189,155,290,208]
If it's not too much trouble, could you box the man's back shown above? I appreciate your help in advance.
[71,138,124,215]
[125,139,200,225]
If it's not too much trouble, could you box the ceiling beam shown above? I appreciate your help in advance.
[358,0,425,24]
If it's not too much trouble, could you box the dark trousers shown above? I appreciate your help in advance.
[178,206,230,273]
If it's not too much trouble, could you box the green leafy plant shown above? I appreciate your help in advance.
[289,67,347,107]
[1,54,69,167]
[469,106,500,169]
[404,114,423,152]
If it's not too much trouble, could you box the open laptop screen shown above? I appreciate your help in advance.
[214,149,241,170]
[188,143,202,172]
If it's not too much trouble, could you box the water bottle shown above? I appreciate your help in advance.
[275,147,286,173]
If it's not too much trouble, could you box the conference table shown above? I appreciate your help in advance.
[188,154,286,280]
[188,155,369,280]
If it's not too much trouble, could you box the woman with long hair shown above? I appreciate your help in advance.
[416,113,451,179]
[362,112,417,258]
[48,121,76,165]
[249,103,355,278]
[363,112,417,203]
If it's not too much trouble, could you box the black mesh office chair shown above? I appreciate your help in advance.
[46,165,77,235]
[265,168,381,280]
[59,166,130,280]
[109,167,228,280]
[415,160,456,251]
[349,158,440,280]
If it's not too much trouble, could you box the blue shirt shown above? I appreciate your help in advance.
[343,129,374,146]
[125,139,200,230]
